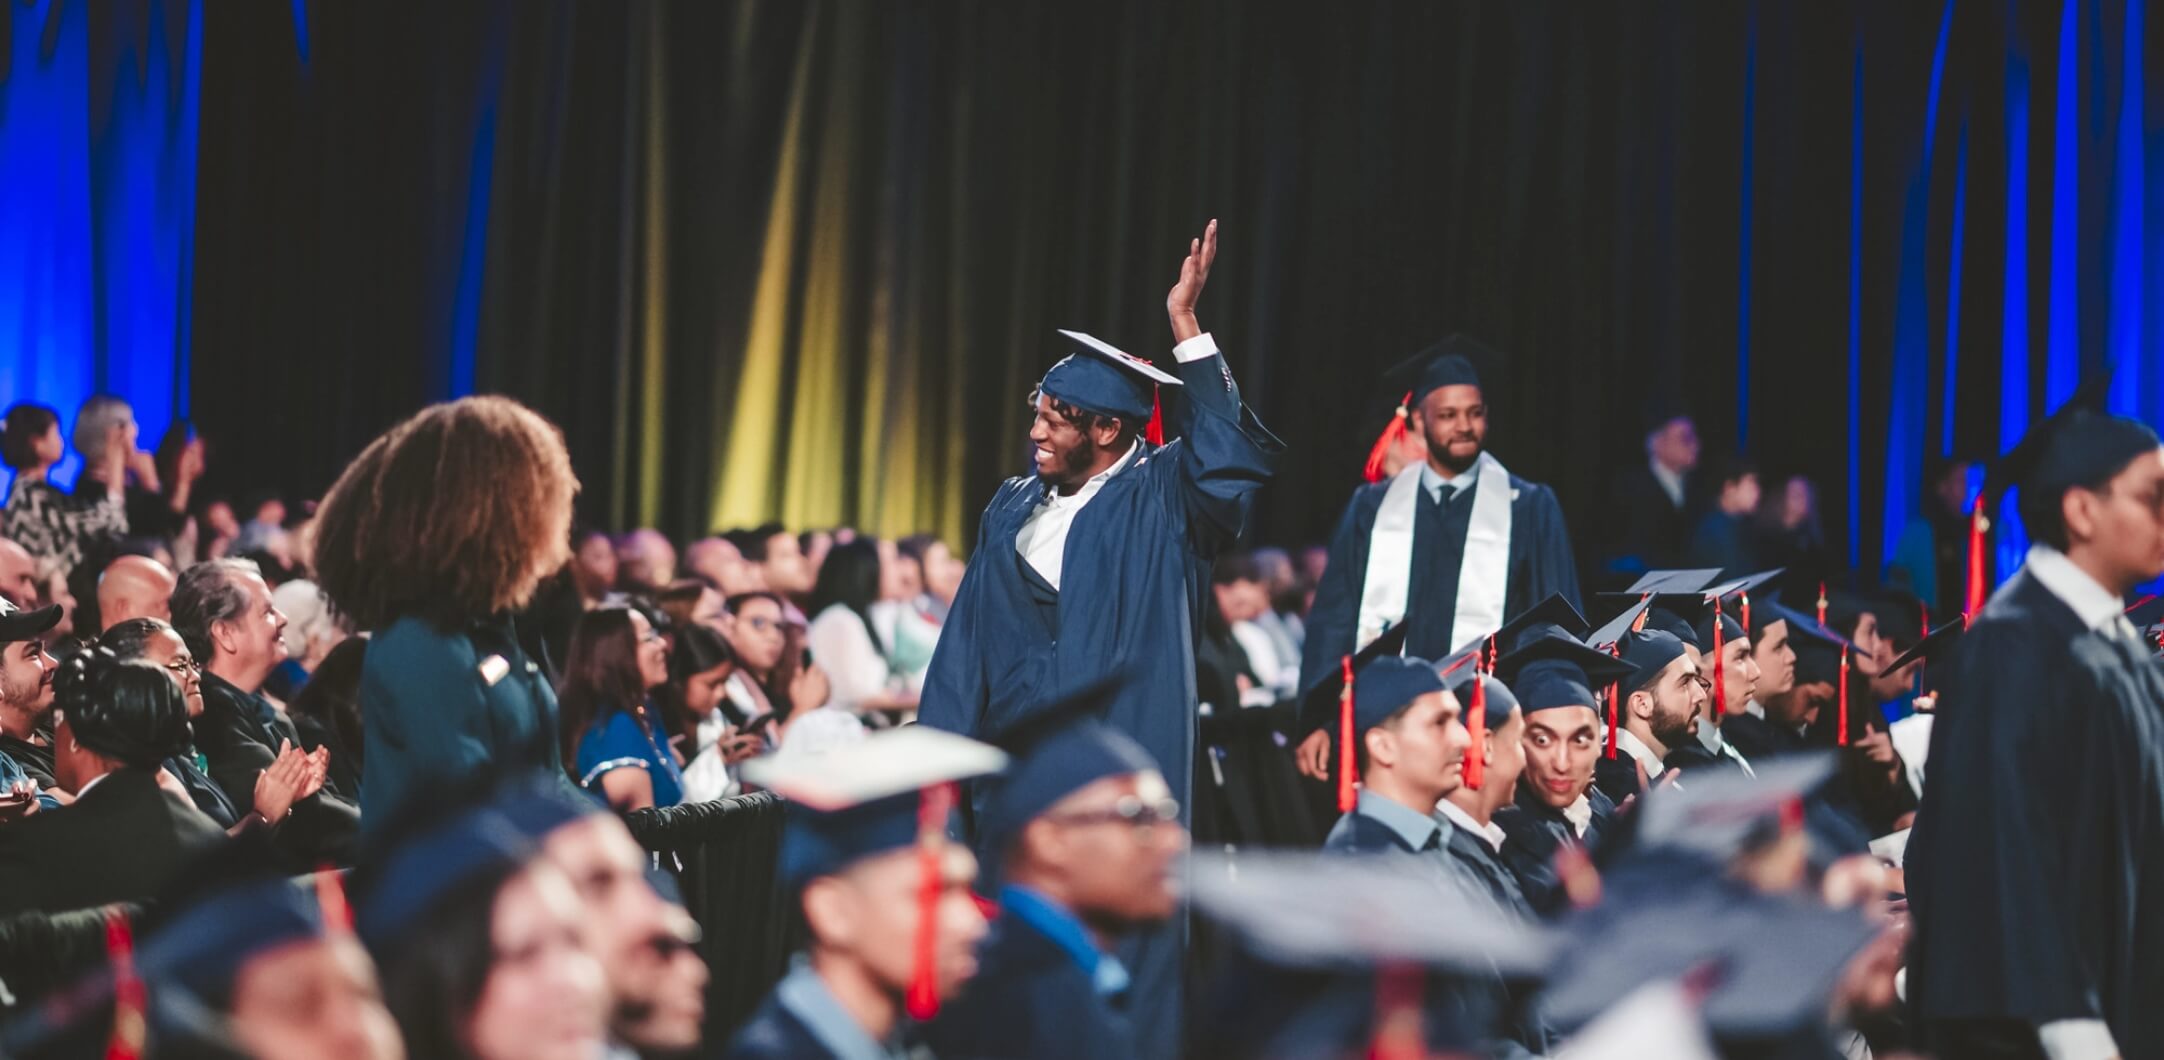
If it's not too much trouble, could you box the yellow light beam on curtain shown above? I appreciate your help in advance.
[633,5,669,528]
[711,5,820,530]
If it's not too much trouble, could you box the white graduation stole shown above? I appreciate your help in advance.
[1354,451,1515,654]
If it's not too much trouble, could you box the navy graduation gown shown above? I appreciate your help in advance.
[1907,570,2164,1057]
[720,997,835,1060]
[1495,787,1615,916]
[1721,712,1806,763]
[923,913,1131,1060]
[919,346,1279,1060]
[1298,470,1580,730]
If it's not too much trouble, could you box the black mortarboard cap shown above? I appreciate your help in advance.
[1039,330,1184,423]
[1382,333,1502,406]
[1640,594,1709,651]
[1607,569,1723,597]
[1298,621,1411,733]
[1497,633,1637,714]
[1883,619,1963,675]
[1494,593,1590,654]
[1585,597,1655,650]
[1617,628,1691,693]
[1984,370,2161,518]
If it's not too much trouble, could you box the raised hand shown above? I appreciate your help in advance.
[253,741,311,822]
[1166,218,1219,343]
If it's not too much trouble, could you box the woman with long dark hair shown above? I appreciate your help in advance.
[804,537,917,716]
[661,623,766,801]
[0,402,127,581]
[559,607,682,812]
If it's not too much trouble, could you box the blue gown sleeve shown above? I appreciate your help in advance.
[1162,346,1284,553]
[917,494,1002,738]
[1521,484,1582,611]
[1296,491,1371,733]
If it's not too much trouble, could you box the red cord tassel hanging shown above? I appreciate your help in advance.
[104,910,145,1060]
[1816,581,1829,632]
[1965,497,1986,625]
[1371,962,1427,1060]
[1836,647,1850,748]
[1604,644,1622,760]
[315,863,354,935]
[1463,648,1488,792]
[1739,592,1752,637]
[1362,392,1414,483]
[1914,604,1930,697]
[905,782,958,1020]
[1710,598,1727,721]
[1144,389,1166,446]
[1337,655,1356,813]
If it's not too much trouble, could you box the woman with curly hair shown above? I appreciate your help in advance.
[312,396,581,829]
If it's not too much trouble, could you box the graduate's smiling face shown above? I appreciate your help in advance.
[1520,706,1601,809]
[1028,392,1125,489]
[1411,384,1487,474]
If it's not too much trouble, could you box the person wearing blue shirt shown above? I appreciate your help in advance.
[561,607,684,811]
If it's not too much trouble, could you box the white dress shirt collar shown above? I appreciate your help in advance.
[1435,796,1506,853]
[2024,544,2131,634]
[1560,793,1594,838]
[1611,727,1667,781]
[1649,457,1687,508]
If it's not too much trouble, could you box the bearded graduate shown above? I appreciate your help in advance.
[1292,337,1581,779]
[917,220,1281,1060]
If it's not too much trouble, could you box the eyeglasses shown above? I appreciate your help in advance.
[1043,795,1182,832]
[164,657,202,677]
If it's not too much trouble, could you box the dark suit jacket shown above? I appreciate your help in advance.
[197,671,360,866]
[925,913,1132,1060]
[0,769,227,916]
[1721,713,1805,763]
[1599,463,1695,578]
[720,995,838,1060]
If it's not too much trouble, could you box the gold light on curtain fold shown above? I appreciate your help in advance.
[633,5,670,528]
[710,4,819,530]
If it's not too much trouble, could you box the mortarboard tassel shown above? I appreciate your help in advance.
[1604,644,1622,760]
[905,782,958,1020]
[1816,581,1829,632]
[1836,646,1850,747]
[1739,592,1752,638]
[1337,655,1356,813]
[1965,497,1986,625]
[1144,389,1165,447]
[1710,597,1727,721]
[104,910,145,1060]
[315,864,354,935]
[1362,392,1415,484]
[1462,640,1491,792]
[1371,962,1427,1060]
[1914,604,1930,698]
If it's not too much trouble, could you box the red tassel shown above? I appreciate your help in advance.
[314,864,354,936]
[905,782,957,1020]
[1463,640,1491,792]
[1362,393,1414,483]
[1816,581,1829,632]
[1144,389,1165,446]
[1604,644,1622,760]
[104,910,145,1060]
[1372,962,1427,1060]
[1710,597,1727,721]
[1965,496,1986,625]
[1914,604,1930,698]
[1836,647,1850,748]
[1337,655,1356,813]
[1739,592,1752,637]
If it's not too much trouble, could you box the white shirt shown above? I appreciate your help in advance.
[1015,333,1222,589]
[1435,796,1506,854]
[2021,547,2131,1060]
[1419,462,1471,505]
[1611,727,1668,783]
[1650,456,1687,508]
[1561,794,1594,838]
[805,604,895,712]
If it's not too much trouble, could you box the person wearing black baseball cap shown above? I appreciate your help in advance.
[0,594,65,799]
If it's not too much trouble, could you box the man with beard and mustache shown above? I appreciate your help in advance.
[0,596,64,808]
[1293,335,1581,785]
[1591,626,1707,804]
[919,220,1279,1060]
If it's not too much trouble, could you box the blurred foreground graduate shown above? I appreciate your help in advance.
[1907,383,2164,1058]
[723,727,1006,1060]
[1293,333,1581,781]
[917,220,1280,1059]
[925,677,1186,1060]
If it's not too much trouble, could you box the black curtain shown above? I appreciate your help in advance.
[189,0,2163,580]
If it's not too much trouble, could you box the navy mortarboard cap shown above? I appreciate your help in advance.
[1640,595,1707,651]
[1630,754,1837,863]
[1884,619,1963,676]
[1349,657,1451,736]
[487,776,607,843]
[355,806,533,952]
[1498,635,1636,714]
[980,673,1162,856]
[1617,628,1691,693]
[1186,851,1553,977]
[141,875,324,1003]
[746,726,1007,887]
[1754,598,1839,648]
[0,595,61,643]
[1543,887,1877,1040]
[1434,639,1508,790]
[1381,333,1501,407]
[1302,622,1419,812]
[1608,569,1722,597]
[1298,620,1410,734]
[1494,593,1589,654]
[1585,597,1654,651]
[1038,330,1183,426]
[1986,370,2162,522]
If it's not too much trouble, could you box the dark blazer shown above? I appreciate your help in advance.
[1721,712,1806,762]
[1599,463,1695,578]
[0,769,227,916]
[196,671,360,865]
[719,995,838,1060]
[925,913,1132,1060]
[163,752,241,827]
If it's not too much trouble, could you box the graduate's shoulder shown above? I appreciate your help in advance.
[1505,473,1562,506]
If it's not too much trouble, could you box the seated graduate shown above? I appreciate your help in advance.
[724,726,1004,1060]
[135,833,404,1060]
[1433,658,1535,922]
[0,647,227,917]
[1491,613,1637,915]
[1591,625,1705,804]
[925,677,1185,1060]
[1723,600,1844,762]
[1634,571,1782,777]
[1313,628,1472,870]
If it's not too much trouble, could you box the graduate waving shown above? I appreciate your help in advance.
[918,220,1281,1059]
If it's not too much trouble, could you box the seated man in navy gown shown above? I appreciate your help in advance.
[926,684,1185,1060]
